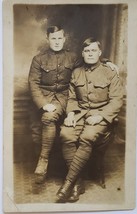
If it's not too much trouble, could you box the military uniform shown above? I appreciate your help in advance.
[60,61,123,183]
[29,49,77,110]
[28,48,77,180]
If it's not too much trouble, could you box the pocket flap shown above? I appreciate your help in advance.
[93,80,110,88]
[64,63,73,70]
[41,64,56,72]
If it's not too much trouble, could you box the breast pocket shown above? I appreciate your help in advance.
[62,63,74,84]
[41,64,56,72]
[93,81,110,102]
[41,64,56,85]
[64,63,73,71]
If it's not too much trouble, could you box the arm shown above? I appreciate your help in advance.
[66,72,81,114]
[97,72,123,123]
[28,56,52,109]
[64,72,81,127]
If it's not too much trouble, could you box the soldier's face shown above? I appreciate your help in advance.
[48,30,66,51]
[82,42,102,64]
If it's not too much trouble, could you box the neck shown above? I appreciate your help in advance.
[49,48,64,54]
[90,60,100,67]
[85,60,100,68]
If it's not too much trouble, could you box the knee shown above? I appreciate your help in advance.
[60,126,76,143]
[80,129,99,144]
[41,112,59,125]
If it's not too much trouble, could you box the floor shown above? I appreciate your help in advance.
[14,142,125,205]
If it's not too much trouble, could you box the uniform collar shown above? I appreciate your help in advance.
[84,60,101,71]
[48,48,65,55]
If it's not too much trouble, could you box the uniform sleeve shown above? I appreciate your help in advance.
[66,72,81,114]
[28,56,48,109]
[97,72,123,123]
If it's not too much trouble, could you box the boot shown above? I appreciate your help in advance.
[68,178,85,202]
[34,157,48,184]
[56,180,74,203]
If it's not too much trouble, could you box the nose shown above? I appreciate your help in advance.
[89,51,93,56]
[55,39,59,44]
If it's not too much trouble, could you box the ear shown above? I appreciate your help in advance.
[45,34,49,41]
[63,37,66,43]
[99,50,102,57]
[82,51,84,57]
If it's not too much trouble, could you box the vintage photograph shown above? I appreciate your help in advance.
[3,0,137,213]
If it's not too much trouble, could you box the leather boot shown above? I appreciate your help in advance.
[34,157,48,184]
[56,180,74,203]
[68,179,85,202]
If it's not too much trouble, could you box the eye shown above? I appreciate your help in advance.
[84,50,90,53]
[92,49,97,52]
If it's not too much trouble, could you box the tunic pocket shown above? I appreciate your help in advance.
[40,64,56,85]
[92,80,110,102]
[64,63,74,70]
[41,64,56,72]
[93,80,110,89]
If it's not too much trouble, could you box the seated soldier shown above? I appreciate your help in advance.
[56,37,123,203]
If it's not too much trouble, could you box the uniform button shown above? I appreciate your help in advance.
[88,81,91,84]
[58,64,60,67]
[56,83,58,86]
[57,74,60,77]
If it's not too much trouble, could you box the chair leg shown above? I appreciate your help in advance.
[95,152,106,188]
[99,165,106,189]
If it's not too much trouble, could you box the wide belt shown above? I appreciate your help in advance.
[40,84,69,92]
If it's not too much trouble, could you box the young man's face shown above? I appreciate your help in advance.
[82,42,102,64]
[48,30,66,52]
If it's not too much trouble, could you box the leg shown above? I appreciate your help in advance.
[58,124,85,202]
[35,105,63,184]
[56,123,108,202]
[60,125,82,167]
[29,103,42,159]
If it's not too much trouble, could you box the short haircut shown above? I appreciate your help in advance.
[47,26,64,37]
[82,37,101,50]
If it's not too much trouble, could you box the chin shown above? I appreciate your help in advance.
[54,47,62,51]
[87,60,96,64]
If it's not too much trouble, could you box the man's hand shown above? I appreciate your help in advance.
[43,104,56,112]
[64,112,76,127]
[106,62,119,76]
[85,115,103,126]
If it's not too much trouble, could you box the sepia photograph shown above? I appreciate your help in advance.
[3,0,137,213]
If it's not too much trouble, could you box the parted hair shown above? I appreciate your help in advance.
[47,26,64,37]
[82,37,101,50]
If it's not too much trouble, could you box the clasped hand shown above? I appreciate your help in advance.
[64,112,76,127]
[85,115,103,125]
